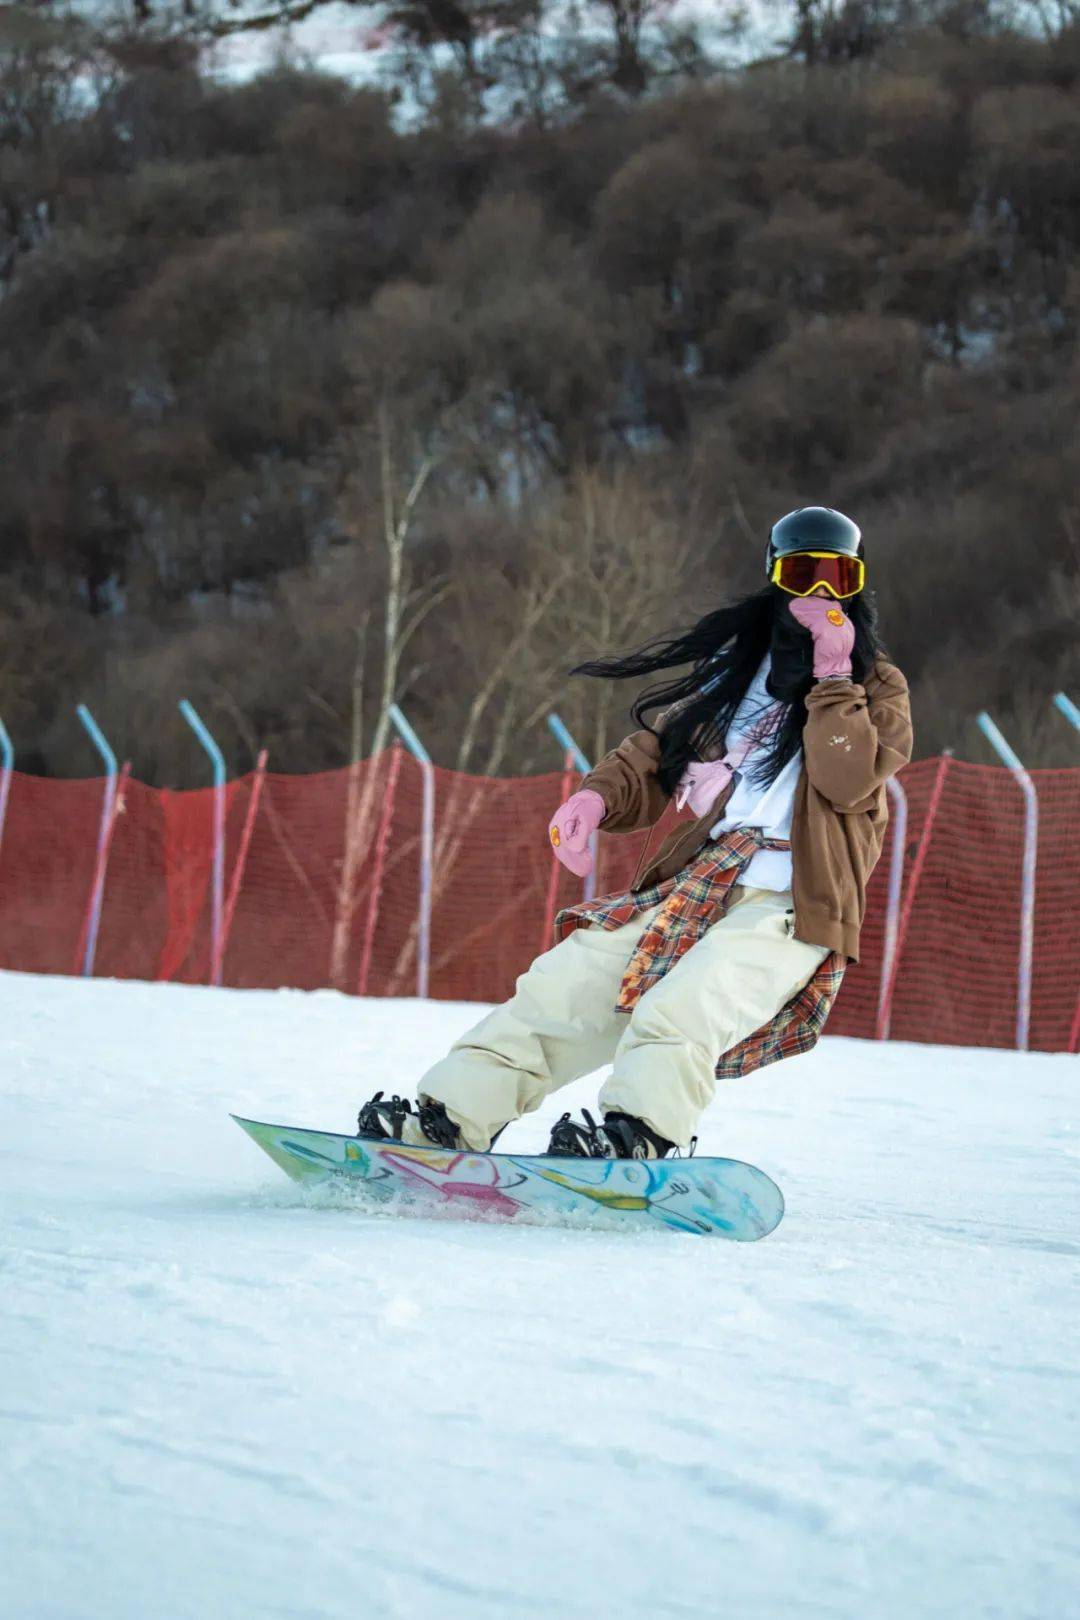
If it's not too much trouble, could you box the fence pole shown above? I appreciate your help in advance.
[73,760,131,977]
[1050,698,1080,1051]
[546,713,598,901]
[875,774,909,1041]
[878,750,952,1043]
[75,705,120,978]
[219,749,268,980]
[0,715,13,869]
[1052,691,1080,734]
[357,744,404,998]
[179,700,227,988]
[388,704,434,998]
[976,713,1038,1052]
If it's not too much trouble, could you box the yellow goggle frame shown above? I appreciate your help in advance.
[769,550,866,600]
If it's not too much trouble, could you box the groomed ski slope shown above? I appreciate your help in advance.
[1,972,1077,1620]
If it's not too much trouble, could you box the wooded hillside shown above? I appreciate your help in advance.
[2,6,1078,781]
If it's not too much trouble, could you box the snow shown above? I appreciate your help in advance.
[67,2,777,87]
[1,970,1077,1620]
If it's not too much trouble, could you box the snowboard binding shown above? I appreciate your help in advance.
[356,1091,413,1141]
[357,1091,465,1151]
[412,1098,463,1150]
[546,1109,680,1161]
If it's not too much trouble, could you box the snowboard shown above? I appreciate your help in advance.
[232,1115,784,1240]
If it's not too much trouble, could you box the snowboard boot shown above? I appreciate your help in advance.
[400,1097,465,1151]
[357,1090,465,1150]
[546,1108,676,1160]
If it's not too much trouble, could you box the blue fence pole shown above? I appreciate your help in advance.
[1052,694,1080,1053]
[76,705,118,978]
[179,700,226,987]
[546,713,591,775]
[1052,691,1080,735]
[0,715,13,868]
[876,774,909,1041]
[546,713,598,902]
[388,703,434,999]
[975,711,1038,1052]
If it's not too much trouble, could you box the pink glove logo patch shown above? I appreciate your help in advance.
[787,594,855,679]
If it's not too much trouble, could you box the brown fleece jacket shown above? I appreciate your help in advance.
[580,657,913,963]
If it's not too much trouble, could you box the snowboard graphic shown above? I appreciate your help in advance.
[232,1115,784,1240]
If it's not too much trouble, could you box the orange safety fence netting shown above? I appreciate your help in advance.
[0,750,1075,1052]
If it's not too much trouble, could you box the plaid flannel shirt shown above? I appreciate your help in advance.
[555,826,846,1081]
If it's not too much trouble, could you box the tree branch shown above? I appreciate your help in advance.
[198,0,346,39]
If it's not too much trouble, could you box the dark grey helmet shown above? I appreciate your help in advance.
[766,506,862,575]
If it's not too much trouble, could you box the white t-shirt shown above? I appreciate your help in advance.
[708,653,801,892]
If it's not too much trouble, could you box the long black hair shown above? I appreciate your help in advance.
[572,584,886,797]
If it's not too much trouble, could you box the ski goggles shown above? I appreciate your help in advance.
[770,549,865,600]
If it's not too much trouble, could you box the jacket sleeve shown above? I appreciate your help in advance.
[802,662,913,812]
[580,728,672,833]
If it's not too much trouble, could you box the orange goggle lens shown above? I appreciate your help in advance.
[771,550,865,599]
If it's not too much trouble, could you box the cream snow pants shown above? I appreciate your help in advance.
[417,885,831,1151]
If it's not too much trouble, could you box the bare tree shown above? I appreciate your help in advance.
[328,402,448,990]
[381,464,695,993]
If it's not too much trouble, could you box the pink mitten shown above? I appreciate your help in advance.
[548,788,605,877]
[675,758,735,817]
[787,594,855,679]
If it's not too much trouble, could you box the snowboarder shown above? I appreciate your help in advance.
[358,507,913,1160]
